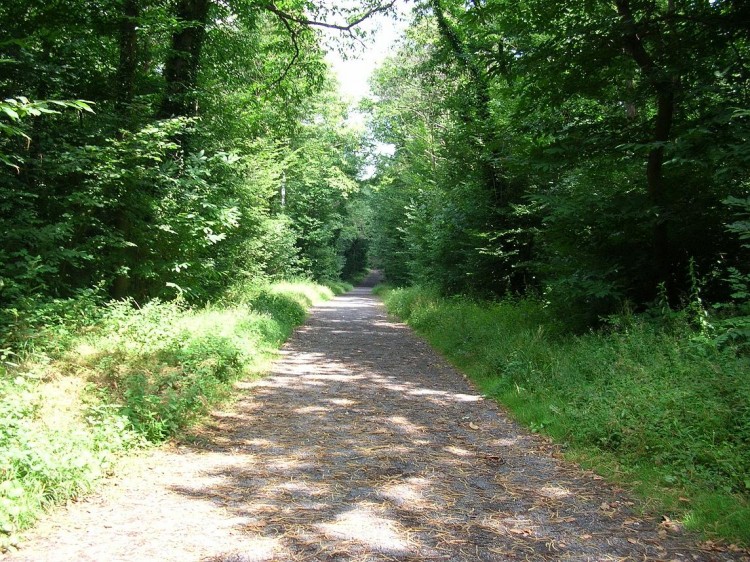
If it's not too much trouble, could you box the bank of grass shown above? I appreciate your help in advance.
[0,279,348,550]
[378,285,750,545]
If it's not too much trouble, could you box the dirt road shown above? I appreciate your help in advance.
[5,278,745,561]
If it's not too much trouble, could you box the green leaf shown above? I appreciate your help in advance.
[1,106,19,120]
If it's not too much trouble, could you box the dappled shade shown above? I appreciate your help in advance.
[10,286,736,561]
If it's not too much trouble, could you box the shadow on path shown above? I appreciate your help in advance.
[7,279,746,561]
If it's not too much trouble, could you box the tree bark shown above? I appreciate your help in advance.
[157,0,210,119]
[615,0,677,298]
[115,0,139,122]
[110,0,141,299]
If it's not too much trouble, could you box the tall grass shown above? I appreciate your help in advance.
[0,279,347,550]
[380,285,750,545]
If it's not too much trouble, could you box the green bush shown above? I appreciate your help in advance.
[86,280,342,442]
[0,374,141,550]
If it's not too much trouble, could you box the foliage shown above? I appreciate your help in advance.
[2,0,749,549]
[382,285,750,544]
[0,370,142,551]
[73,280,342,441]
[711,195,750,351]
[0,0,375,542]
[0,97,93,169]
[367,0,750,326]
[0,0,372,332]
[282,83,369,281]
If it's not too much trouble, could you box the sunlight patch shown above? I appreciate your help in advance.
[304,373,358,382]
[295,405,329,414]
[244,438,276,448]
[492,437,520,447]
[408,388,448,396]
[387,416,425,434]
[271,480,328,497]
[538,485,571,499]
[326,398,357,406]
[444,446,474,457]
[265,457,314,471]
[316,505,409,553]
[380,477,431,509]
[218,536,283,561]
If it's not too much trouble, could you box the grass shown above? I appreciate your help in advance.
[0,278,349,550]
[378,284,750,546]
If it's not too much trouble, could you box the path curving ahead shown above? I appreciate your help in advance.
[6,277,746,561]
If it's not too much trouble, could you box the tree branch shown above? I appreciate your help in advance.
[615,0,657,76]
[262,1,396,33]
[262,14,300,93]
[258,1,396,92]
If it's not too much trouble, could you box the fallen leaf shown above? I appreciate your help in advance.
[481,453,505,465]
[659,515,683,534]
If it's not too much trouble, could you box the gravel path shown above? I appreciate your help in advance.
[5,275,747,561]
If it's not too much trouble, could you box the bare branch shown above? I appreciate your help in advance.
[262,1,396,33]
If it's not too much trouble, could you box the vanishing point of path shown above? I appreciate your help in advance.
[5,276,748,562]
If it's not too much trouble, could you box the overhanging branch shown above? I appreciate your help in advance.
[263,1,396,33]
[259,1,397,92]
[263,14,301,92]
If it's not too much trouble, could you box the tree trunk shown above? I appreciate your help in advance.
[115,0,139,122]
[615,0,677,299]
[111,0,140,299]
[647,87,675,297]
[157,0,210,119]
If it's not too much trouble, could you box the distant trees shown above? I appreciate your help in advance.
[3,0,747,333]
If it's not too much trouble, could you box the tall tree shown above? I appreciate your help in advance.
[158,0,210,118]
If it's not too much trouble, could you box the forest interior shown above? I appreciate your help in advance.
[1,0,749,557]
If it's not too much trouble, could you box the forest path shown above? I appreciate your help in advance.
[5,274,745,561]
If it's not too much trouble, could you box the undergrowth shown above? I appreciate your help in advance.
[0,278,347,550]
[379,285,750,545]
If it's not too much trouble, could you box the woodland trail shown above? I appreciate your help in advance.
[5,274,747,562]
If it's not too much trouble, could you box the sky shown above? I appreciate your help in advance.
[322,5,409,168]
[324,5,409,109]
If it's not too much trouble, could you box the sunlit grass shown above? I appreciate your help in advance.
[0,278,347,550]
[380,285,750,545]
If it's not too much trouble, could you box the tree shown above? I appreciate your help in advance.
[0,0,389,310]
[367,0,749,322]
